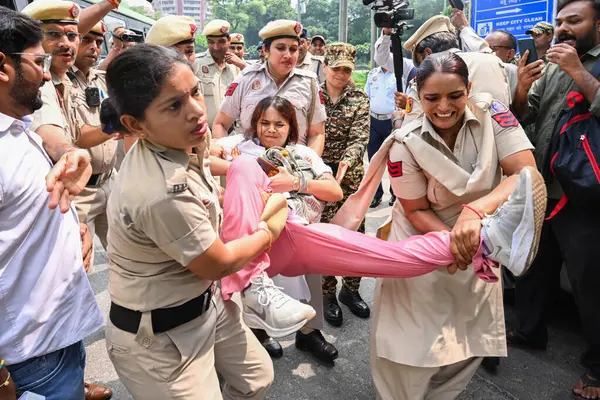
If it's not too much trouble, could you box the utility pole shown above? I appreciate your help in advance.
[338,0,348,42]
[297,0,302,24]
[370,10,377,66]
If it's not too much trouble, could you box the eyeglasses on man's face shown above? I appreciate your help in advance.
[7,52,53,74]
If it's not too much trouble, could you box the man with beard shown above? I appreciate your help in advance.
[194,19,241,128]
[297,28,325,83]
[0,7,106,400]
[22,1,120,399]
[68,20,117,273]
[510,1,600,398]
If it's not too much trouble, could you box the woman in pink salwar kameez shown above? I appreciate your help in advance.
[214,95,536,344]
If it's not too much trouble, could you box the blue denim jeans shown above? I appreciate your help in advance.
[7,341,86,400]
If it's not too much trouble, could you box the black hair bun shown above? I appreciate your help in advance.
[100,97,125,134]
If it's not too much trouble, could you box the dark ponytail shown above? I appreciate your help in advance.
[100,97,124,134]
[104,44,192,126]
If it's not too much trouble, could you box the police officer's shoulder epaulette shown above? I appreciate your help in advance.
[470,92,494,112]
[93,69,106,77]
[293,68,318,79]
[241,62,263,76]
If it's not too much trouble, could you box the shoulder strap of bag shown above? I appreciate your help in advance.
[590,58,600,79]
[307,77,317,129]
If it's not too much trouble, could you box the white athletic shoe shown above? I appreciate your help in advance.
[481,166,547,277]
[242,272,316,338]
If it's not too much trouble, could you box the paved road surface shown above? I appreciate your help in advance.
[85,173,586,399]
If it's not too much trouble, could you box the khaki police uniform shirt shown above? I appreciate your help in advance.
[297,52,325,83]
[219,62,327,145]
[69,67,117,174]
[193,52,241,127]
[31,74,77,140]
[373,95,534,367]
[107,140,221,311]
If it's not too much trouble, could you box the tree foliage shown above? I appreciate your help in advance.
[204,0,446,64]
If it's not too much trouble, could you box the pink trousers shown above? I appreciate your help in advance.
[220,156,497,300]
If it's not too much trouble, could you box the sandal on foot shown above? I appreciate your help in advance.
[572,373,600,400]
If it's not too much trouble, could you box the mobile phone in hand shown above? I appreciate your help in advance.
[518,38,539,65]
[449,0,464,11]
[257,157,279,177]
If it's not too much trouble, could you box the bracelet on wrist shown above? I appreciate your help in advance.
[255,222,273,252]
[298,175,309,194]
[461,204,484,219]
[291,176,300,192]
[0,370,10,388]
[107,0,120,8]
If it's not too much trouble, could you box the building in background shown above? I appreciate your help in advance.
[153,0,211,28]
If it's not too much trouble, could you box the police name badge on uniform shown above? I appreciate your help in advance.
[490,100,518,127]
[168,183,188,193]
[251,79,262,91]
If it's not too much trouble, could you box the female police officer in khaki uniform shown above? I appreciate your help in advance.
[371,52,542,399]
[210,19,336,363]
[101,44,283,399]
[212,20,326,156]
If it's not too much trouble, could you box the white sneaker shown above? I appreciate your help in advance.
[481,166,547,277]
[242,272,316,338]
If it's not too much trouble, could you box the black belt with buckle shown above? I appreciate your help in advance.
[109,286,213,334]
[86,170,112,187]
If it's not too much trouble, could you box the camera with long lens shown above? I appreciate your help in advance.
[363,0,414,29]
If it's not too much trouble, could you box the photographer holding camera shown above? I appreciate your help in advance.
[374,11,505,115]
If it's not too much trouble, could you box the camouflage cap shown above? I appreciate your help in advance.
[324,42,356,69]
[526,21,554,36]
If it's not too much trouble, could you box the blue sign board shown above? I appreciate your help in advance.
[471,0,555,40]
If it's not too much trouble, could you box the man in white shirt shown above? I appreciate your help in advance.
[0,8,103,400]
[365,64,397,207]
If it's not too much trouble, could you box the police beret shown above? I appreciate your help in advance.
[203,19,230,37]
[325,42,356,70]
[311,35,325,44]
[404,15,455,52]
[90,21,106,36]
[230,32,244,44]
[22,0,80,25]
[259,20,303,41]
[146,15,197,47]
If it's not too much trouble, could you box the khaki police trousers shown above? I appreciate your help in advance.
[372,356,482,400]
[75,174,114,271]
[106,288,274,400]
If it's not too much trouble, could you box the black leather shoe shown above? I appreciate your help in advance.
[338,287,370,318]
[388,194,397,206]
[323,295,343,327]
[295,330,339,363]
[370,197,382,208]
[481,357,500,374]
[506,329,547,350]
[252,329,283,358]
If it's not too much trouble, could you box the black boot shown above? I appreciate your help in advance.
[370,197,382,208]
[338,287,370,318]
[251,329,283,358]
[481,357,500,374]
[323,294,343,327]
[388,194,397,206]
[295,330,339,363]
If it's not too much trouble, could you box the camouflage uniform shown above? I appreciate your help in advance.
[320,53,371,296]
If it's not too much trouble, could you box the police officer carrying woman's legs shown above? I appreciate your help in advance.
[100,44,281,399]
